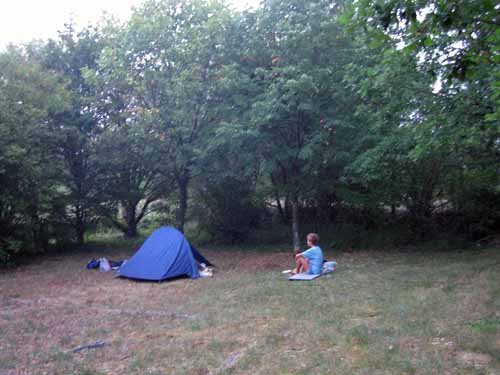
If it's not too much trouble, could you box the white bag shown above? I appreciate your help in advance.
[199,265,213,277]
[99,257,111,272]
[322,261,337,274]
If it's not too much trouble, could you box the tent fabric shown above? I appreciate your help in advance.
[191,245,213,267]
[119,226,210,281]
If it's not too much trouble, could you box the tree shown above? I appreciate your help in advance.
[350,0,499,129]
[80,20,175,237]
[346,0,500,239]
[93,120,172,237]
[352,0,499,79]
[0,47,69,260]
[118,0,235,232]
[34,24,106,244]
[248,0,356,250]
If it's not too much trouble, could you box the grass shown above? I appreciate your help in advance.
[469,319,500,334]
[0,240,499,374]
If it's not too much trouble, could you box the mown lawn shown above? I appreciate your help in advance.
[0,243,499,374]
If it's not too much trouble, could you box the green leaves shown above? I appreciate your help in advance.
[0,48,71,256]
[2,0,498,255]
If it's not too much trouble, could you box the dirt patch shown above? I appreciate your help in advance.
[232,252,291,272]
[456,351,494,368]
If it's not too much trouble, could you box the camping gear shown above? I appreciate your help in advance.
[199,268,213,278]
[287,261,337,281]
[118,226,212,281]
[198,263,213,277]
[190,245,213,267]
[99,258,111,272]
[86,259,100,269]
[86,258,125,271]
[288,273,321,281]
[322,261,337,274]
[109,260,124,270]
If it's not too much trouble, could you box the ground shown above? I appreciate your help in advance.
[0,243,499,374]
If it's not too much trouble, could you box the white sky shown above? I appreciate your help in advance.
[0,0,259,50]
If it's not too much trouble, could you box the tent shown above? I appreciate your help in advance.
[119,226,212,281]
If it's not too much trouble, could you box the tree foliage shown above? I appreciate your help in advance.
[1,0,498,262]
[0,48,70,261]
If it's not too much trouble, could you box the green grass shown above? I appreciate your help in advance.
[0,244,499,374]
[469,319,500,333]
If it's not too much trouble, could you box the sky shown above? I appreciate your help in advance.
[0,0,259,50]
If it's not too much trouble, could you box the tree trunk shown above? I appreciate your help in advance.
[75,205,85,245]
[124,224,137,238]
[284,195,291,222]
[275,194,288,224]
[31,213,49,251]
[124,204,138,237]
[291,197,301,252]
[313,204,319,233]
[390,204,397,223]
[177,175,189,233]
[76,224,85,245]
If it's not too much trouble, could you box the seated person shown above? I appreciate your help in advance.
[293,233,324,275]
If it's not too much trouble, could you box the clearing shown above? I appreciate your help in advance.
[1,244,499,374]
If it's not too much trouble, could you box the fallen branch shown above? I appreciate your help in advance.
[120,353,133,360]
[72,341,106,353]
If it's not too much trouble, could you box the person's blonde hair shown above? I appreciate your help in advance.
[307,233,319,245]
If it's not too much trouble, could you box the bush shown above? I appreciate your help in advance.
[194,177,263,244]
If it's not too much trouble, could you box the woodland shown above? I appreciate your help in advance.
[0,0,498,262]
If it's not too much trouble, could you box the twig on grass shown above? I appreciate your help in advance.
[119,353,133,360]
[71,340,106,353]
[214,340,258,374]
[92,307,190,319]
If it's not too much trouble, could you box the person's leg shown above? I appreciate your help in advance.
[292,254,299,274]
[294,256,310,274]
[301,257,310,273]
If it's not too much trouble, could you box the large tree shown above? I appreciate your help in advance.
[248,0,357,250]
[119,0,235,232]
[0,47,69,260]
[346,0,500,238]
[81,20,174,237]
[92,120,172,237]
[35,24,106,244]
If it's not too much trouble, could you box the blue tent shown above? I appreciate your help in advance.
[119,226,212,281]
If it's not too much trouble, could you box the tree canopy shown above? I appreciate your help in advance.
[1,0,498,262]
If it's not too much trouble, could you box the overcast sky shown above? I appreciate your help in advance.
[0,0,259,50]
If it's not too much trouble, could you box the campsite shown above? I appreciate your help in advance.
[1,237,499,374]
[1,0,499,373]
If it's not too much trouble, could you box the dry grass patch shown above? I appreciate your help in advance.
[1,245,499,374]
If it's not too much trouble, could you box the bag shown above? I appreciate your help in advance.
[86,259,100,269]
[99,257,111,272]
[322,261,337,274]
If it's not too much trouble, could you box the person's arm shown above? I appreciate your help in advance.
[301,248,313,259]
